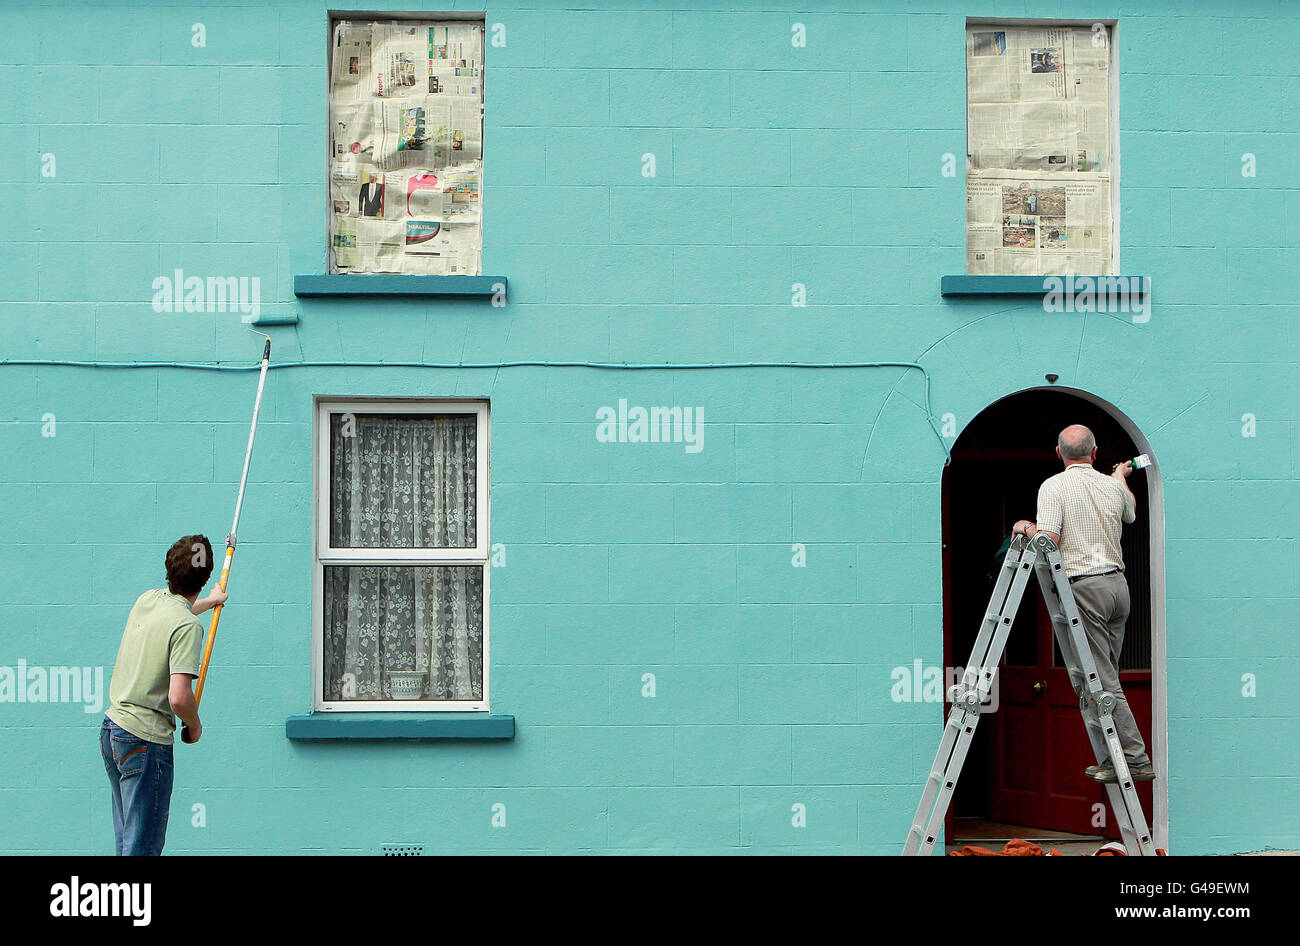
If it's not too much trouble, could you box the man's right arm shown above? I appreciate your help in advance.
[1111,463,1138,523]
[169,620,205,743]
[169,673,202,743]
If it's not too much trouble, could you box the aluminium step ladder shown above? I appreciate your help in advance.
[903,533,1156,856]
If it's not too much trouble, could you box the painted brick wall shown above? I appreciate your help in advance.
[0,1,1295,855]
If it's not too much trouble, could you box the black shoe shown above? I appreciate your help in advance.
[1087,760,1155,783]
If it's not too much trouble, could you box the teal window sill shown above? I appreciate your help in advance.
[293,275,507,297]
[285,713,515,741]
[941,275,1149,297]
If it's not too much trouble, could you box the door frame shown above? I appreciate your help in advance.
[942,384,1169,851]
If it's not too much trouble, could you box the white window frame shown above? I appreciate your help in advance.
[964,18,1121,275]
[312,396,490,712]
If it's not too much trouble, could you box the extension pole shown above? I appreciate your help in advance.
[194,337,271,708]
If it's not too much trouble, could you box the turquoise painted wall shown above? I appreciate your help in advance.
[0,0,1295,855]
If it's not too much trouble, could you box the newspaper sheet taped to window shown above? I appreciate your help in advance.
[329,20,483,275]
[966,25,1112,275]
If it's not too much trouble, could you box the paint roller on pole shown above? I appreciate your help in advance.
[185,337,271,740]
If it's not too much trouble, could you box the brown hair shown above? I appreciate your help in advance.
[166,535,215,597]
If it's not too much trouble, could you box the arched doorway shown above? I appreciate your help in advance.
[941,386,1167,847]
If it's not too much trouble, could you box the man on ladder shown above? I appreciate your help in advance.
[905,424,1157,855]
[1011,424,1154,783]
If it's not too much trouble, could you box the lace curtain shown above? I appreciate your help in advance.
[323,414,483,701]
[330,413,476,548]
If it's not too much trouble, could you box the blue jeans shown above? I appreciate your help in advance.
[100,717,173,856]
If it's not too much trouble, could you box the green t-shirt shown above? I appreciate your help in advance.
[106,589,204,745]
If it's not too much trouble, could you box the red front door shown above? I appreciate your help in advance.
[989,592,1153,836]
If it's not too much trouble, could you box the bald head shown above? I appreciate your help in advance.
[1057,424,1096,463]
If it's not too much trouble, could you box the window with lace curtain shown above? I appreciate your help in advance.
[313,399,489,711]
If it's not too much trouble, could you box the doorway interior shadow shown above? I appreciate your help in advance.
[940,386,1163,846]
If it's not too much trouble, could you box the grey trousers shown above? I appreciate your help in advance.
[1063,572,1150,765]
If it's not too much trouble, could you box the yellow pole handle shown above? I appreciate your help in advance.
[194,546,234,707]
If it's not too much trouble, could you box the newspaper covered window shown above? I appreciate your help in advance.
[966,24,1114,276]
[329,19,484,276]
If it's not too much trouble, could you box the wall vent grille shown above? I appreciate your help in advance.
[381,843,425,856]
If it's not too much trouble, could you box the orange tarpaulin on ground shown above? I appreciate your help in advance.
[948,839,1062,856]
[948,839,1167,856]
